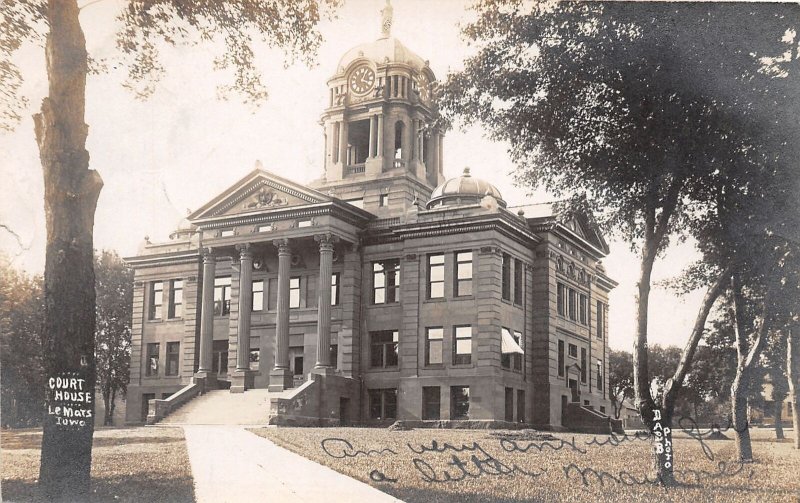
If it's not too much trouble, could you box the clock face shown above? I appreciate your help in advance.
[348,65,376,95]
[416,73,430,102]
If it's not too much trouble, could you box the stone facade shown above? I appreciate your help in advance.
[124,19,617,429]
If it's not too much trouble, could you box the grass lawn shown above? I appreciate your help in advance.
[253,426,800,503]
[1,426,195,503]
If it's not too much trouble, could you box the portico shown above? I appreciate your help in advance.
[185,172,370,394]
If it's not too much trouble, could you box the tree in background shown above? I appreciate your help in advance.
[94,250,133,426]
[608,349,633,419]
[1,1,340,497]
[0,257,44,427]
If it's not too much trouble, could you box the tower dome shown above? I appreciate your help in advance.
[427,167,506,209]
[337,37,427,73]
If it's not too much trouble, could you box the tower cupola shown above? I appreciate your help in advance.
[318,0,444,189]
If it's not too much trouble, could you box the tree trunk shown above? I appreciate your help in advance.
[109,387,117,426]
[773,400,784,440]
[730,275,772,462]
[36,1,103,500]
[103,386,112,426]
[788,326,800,449]
[730,369,753,461]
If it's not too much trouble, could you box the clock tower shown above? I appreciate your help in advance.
[310,0,445,217]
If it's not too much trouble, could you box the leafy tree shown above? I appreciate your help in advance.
[94,250,133,426]
[439,0,799,481]
[0,257,45,427]
[608,349,633,419]
[1,0,339,499]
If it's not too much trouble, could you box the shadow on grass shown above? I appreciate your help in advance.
[2,435,182,450]
[3,476,195,503]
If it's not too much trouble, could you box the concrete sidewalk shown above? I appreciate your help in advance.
[182,426,404,503]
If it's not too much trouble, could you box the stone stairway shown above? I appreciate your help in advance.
[158,388,292,425]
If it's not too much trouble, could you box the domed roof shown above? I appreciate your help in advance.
[427,168,506,209]
[338,36,427,72]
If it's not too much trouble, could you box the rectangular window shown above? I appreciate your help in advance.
[331,273,340,306]
[505,387,514,422]
[513,330,523,371]
[501,253,511,301]
[289,277,300,308]
[568,288,577,321]
[220,229,235,237]
[558,340,565,377]
[297,219,312,228]
[450,386,470,420]
[368,388,397,420]
[373,259,400,304]
[149,281,163,320]
[145,343,160,376]
[580,347,587,383]
[596,360,603,392]
[422,386,440,420]
[453,325,472,365]
[513,259,523,305]
[455,251,473,297]
[166,342,180,376]
[427,254,445,299]
[252,280,264,312]
[370,330,399,368]
[249,348,260,371]
[168,280,182,318]
[557,283,565,316]
[214,277,231,316]
[568,343,578,359]
[517,390,525,423]
[425,327,444,365]
[346,198,364,209]
[596,300,605,339]
[579,294,588,325]
[330,344,338,369]
[267,278,278,310]
[379,193,389,207]
[257,223,273,232]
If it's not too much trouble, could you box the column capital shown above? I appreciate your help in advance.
[201,247,216,263]
[236,242,253,259]
[314,233,339,251]
[272,238,291,254]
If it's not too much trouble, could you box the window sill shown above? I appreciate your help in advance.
[424,364,445,369]
[367,366,400,372]
[424,297,447,303]
[451,362,473,367]
[369,302,401,308]
[453,295,475,301]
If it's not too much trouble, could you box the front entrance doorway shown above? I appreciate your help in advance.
[212,340,229,378]
[569,378,580,403]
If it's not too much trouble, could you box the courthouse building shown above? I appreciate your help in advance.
[124,8,618,431]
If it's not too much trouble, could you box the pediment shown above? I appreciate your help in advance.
[565,213,609,255]
[188,168,331,221]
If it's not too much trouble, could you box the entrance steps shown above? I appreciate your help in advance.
[158,388,293,425]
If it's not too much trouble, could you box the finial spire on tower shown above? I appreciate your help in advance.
[380,0,393,38]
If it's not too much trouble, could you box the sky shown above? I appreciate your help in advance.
[0,0,708,351]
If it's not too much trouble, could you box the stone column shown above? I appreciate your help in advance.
[410,119,418,160]
[314,234,338,373]
[369,115,377,158]
[195,249,216,388]
[231,244,254,393]
[376,114,384,158]
[339,120,349,167]
[270,239,293,391]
